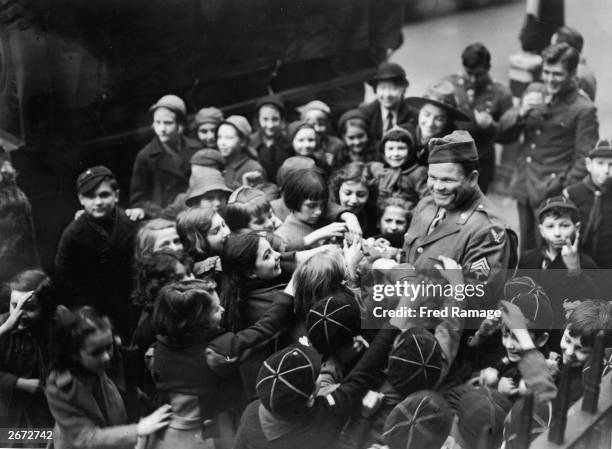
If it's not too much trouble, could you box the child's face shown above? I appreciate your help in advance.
[560,328,592,367]
[418,103,449,141]
[79,328,114,374]
[152,227,183,253]
[207,289,224,327]
[295,199,324,225]
[339,181,369,214]
[217,124,244,159]
[258,105,282,138]
[206,213,231,254]
[586,157,612,188]
[303,110,328,135]
[501,324,523,362]
[78,181,118,220]
[379,205,408,235]
[153,107,182,146]
[251,238,281,280]
[196,190,229,213]
[197,123,218,147]
[384,140,409,168]
[375,80,406,110]
[174,261,194,282]
[343,125,368,154]
[293,128,317,157]
[10,290,41,330]
[248,210,276,233]
[538,215,577,250]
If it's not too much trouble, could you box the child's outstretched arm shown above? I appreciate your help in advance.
[500,300,557,402]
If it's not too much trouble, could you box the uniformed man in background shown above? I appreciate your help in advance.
[445,43,514,194]
[498,42,599,251]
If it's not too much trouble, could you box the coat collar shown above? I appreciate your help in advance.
[146,136,195,178]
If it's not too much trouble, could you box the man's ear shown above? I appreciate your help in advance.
[78,194,85,207]
[468,170,479,187]
[535,332,550,348]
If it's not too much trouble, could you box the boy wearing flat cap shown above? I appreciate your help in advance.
[402,130,512,308]
[518,195,598,334]
[359,62,418,144]
[130,94,203,219]
[564,138,612,268]
[54,166,137,339]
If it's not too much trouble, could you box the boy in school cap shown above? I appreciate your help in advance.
[519,195,599,333]
[564,138,612,268]
[233,324,401,449]
[55,166,137,339]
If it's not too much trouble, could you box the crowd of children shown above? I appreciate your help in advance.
[1,34,612,449]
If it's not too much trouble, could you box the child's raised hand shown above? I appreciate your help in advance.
[499,300,530,331]
[561,229,581,274]
[497,376,519,395]
[343,234,363,276]
[125,208,145,221]
[137,404,172,436]
[305,222,347,246]
[340,212,363,236]
[4,292,32,330]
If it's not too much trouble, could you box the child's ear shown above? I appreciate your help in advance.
[535,332,549,348]
[178,124,185,135]
[538,223,545,237]
[575,221,582,232]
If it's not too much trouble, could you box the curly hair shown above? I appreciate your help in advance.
[176,206,217,260]
[132,250,193,310]
[152,280,219,344]
[134,218,177,262]
[329,162,377,206]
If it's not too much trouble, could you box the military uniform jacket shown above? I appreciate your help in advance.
[445,74,514,161]
[497,82,599,206]
[403,188,510,305]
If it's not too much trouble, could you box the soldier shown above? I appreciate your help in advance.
[498,43,599,252]
[402,130,512,307]
[444,43,514,193]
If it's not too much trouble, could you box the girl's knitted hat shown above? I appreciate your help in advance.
[288,120,317,143]
[383,390,453,449]
[387,328,444,396]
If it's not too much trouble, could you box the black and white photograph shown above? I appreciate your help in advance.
[1,0,612,447]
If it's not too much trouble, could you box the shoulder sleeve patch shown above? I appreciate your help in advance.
[490,227,506,244]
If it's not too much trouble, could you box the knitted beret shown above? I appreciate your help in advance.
[221,115,252,139]
[338,109,369,132]
[306,291,361,356]
[428,130,479,165]
[190,149,225,170]
[383,390,453,449]
[275,156,316,187]
[456,386,512,449]
[194,107,224,126]
[503,396,552,449]
[288,120,317,143]
[255,95,286,117]
[387,328,444,396]
[256,344,321,418]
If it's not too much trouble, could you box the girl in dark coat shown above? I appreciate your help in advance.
[149,279,293,449]
[220,233,294,399]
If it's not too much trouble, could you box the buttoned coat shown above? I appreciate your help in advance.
[497,83,598,206]
[129,135,202,216]
[402,188,511,305]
